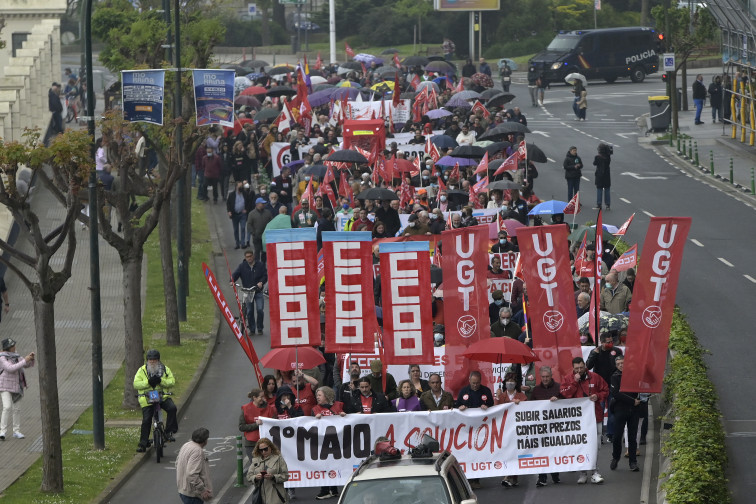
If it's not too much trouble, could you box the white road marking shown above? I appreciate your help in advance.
[594,113,608,116]
[620,114,634,117]
[718,257,734,267]
[582,176,590,181]
[616,132,639,139]
[531,131,551,137]
[744,275,756,283]
[643,210,655,217]
[547,157,556,163]
[690,239,704,247]
[620,197,632,204]
[622,172,668,180]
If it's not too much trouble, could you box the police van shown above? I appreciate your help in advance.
[529,27,662,85]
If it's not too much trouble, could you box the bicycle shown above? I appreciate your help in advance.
[65,96,79,123]
[136,390,174,463]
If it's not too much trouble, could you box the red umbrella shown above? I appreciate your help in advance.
[260,346,325,370]
[389,158,417,176]
[470,72,494,88]
[461,337,539,364]
[500,218,526,237]
[240,86,267,97]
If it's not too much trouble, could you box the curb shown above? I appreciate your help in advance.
[92,204,224,504]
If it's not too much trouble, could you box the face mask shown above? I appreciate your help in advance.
[408,222,415,227]
[580,335,588,344]
[305,176,311,181]
[499,239,506,244]
[206,152,213,157]
[423,176,429,180]
[430,214,437,220]
[505,382,516,391]
[494,299,503,306]
[500,318,510,325]
[260,190,267,195]
[604,341,614,350]
[243,183,250,189]
[343,204,350,210]
[440,196,447,202]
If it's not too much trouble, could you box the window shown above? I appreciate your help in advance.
[11,32,30,58]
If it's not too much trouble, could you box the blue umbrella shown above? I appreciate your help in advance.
[436,156,477,167]
[245,73,265,80]
[430,135,457,149]
[528,200,568,216]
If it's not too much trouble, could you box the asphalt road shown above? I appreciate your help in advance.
[105,69,756,504]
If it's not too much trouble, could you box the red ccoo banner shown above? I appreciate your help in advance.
[517,224,582,384]
[379,241,434,365]
[266,229,321,347]
[621,217,691,393]
[322,231,378,353]
[441,225,492,393]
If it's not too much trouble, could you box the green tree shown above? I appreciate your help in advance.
[393,0,434,46]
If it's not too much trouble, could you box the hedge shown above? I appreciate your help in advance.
[662,308,730,503]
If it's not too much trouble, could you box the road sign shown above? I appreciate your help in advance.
[248,3,256,14]
[663,53,675,71]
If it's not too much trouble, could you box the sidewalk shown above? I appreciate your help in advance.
[0,175,125,493]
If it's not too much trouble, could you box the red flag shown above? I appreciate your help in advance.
[314,52,323,70]
[413,155,423,177]
[455,77,464,93]
[265,229,321,347]
[563,191,582,215]
[345,42,355,59]
[517,225,583,384]
[273,97,294,136]
[322,164,338,208]
[474,151,489,175]
[612,244,637,272]
[399,177,413,209]
[300,177,315,211]
[621,218,691,393]
[492,151,519,176]
[449,162,460,183]
[410,74,421,90]
[590,210,604,342]
[379,242,434,365]
[323,232,378,353]
[360,62,370,86]
[512,251,523,280]
[441,226,492,393]
[572,233,588,275]
[428,88,438,110]
[339,170,354,205]
[436,173,447,206]
[203,262,263,385]
[470,100,491,119]
[614,212,636,236]
[392,72,401,107]
[393,53,401,68]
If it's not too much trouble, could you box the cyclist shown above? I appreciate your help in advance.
[231,250,267,335]
[134,349,178,452]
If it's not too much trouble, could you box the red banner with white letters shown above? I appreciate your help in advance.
[379,242,434,365]
[621,217,691,393]
[441,225,492,393]
[266,229,321,348]
[322,232,378,353]
[517,225,582,384]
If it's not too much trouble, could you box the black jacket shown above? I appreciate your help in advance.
[375,207,401,237]
[610,370,639,413]
[350,390,391,414]
[455,385,494,409]
[226,188,253,214]
[708,81,723,107]
[586,347,623,386]
[231,258,268,288]
[49,89,62,114]
[563,152,583,179]
[692,79,707,100]
[593,154,611,188]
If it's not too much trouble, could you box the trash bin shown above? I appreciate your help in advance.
[648,95,671,131]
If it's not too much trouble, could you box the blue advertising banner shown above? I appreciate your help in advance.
[121,70,165,125]
[192,69,235,127]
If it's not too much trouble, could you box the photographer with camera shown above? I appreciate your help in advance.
[231,250,268,335]
[0,339,35,440]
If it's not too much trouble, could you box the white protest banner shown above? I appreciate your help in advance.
[260,399,597,487]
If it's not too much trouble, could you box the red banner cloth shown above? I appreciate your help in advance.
[517,224,582,384]
[322,232,378,353]
[621,217,691,393]
[266,229,322,348]
[379,242,434,365]
[441,225,492,393]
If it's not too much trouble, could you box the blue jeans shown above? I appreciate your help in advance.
[596,187,610,208]
[694,98,704,123]
[245,291,265,332]
[231,213,246,246]
[179,494,203,504]
[567,178,580,201]
[196,171,207,200]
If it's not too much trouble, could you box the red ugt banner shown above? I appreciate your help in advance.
[621,217,691,393]
[441,225,491,393]
[517,224,582,384]
[322,231,378,353]
[379,242,434,365]
[266,229,321,348]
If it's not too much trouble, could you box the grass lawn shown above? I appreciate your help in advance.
[0,198,215,503]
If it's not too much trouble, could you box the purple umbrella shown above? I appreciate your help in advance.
[445,95,473,108]
[426,108,452,119]
[436,156,477,166]
[309,88,336,107]
[354,53,384,65]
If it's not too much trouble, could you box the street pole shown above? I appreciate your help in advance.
[329,0,335,64]
[296,2,302,54]
[175,0,187,320]
[85,0,104,451]
[478,12,482,61]
[469,11,474,62]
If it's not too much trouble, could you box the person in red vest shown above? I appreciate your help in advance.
[312,386,346,500]
[238,388,276,461]
[292,370,319,416]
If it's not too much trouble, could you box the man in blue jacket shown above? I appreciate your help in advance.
[231,250,268,334]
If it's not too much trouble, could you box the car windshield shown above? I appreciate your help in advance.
[341,476,450,504]
[547,35,580,52]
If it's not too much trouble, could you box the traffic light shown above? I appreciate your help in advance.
[662,73,668,83]
[656,33,665,52]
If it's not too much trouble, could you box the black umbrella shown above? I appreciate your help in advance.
[424,60,456,75]
[488,180,523,191]
[430,135,457,149]
[446,189,469,208]
[313,83,336,92]
[221,64,248,73]
[267,65,295,76]
[479,123,531,140]
[241,59,271,68]
[402,55,430,67]
[255,108,280,121]
[356,187,399,200]
[526,144,548,163]
[326,149,369,164]
[301,164,328,178]
[376,66,399,78]
[381,48,401,55]
[480,89,503,100]
[266,86,297,97]
[450,145,486,159]
[340,61,363,71]
[487,93,516,108]
[484,141,512,156]
[400,91,418,99]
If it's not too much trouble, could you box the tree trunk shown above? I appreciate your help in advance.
[122,253,144,409]
[681,61,688,111]
[34,295,64,492]
[671,71,679,137]
[261,9,271,47]
[160,193,180,346]
[641,0,650,26]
